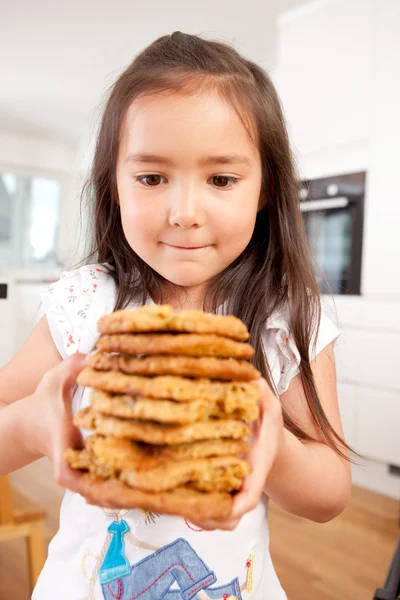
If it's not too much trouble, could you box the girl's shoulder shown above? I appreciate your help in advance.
[41,263,118,358]
[44,262,116,311]
[262,302,340,395]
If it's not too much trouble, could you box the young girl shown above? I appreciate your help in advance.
[0,31,352,600]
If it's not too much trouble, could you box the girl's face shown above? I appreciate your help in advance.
[116,90,263,297]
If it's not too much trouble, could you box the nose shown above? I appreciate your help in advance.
[168,182,204,229]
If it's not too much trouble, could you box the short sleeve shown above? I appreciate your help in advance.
[41,264,116,359]
[265,304,340,395]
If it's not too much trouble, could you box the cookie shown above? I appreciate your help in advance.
[88,435,250,469]
[96,333,254,359]
[78,473,233,520]
[90,390,259,424]
[65,447,91,470]
[64,448,115,479]
[120,455,250,493]
[77,368,261,405]
[98,304,249,341]
[66,444,249,493]
[88,353,260,381]
[74,407,251,445]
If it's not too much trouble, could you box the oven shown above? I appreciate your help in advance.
[299,171,365,295]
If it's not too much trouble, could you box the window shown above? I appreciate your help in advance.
[0,171,61,269]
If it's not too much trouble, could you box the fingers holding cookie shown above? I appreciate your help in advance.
[66,305,261,522]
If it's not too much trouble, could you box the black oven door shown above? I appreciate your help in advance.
[301,195,363,295]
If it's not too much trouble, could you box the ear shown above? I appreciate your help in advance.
[113,181,120,206]
[258,191,267,211]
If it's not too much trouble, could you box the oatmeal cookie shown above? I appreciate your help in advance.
[119,455,250,493]
[64,447,115,479]
[88,352,260,381]
[74,407,251,445]
[79,473,233,520]
[90,390,259,423]
[98,304,249,341]
[96,333,254,359]
[66,444,249,493]
[77,368,261,405]
[88,434,249,468]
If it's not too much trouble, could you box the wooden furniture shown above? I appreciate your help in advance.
[269,485,399,600]
[0,475,46,592]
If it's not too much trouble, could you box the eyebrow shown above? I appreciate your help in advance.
[124,152,252,168]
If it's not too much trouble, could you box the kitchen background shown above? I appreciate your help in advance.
[0,0,399,598]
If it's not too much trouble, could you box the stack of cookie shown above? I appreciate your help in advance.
[66,305,261,522]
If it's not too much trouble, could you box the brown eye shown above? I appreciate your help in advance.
[211,175,239,188]
[136,174,164,186]
[212,175,229,187]
[144,175,161,186]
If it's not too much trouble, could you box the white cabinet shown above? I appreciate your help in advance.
[0,274,57,367]
[332,297,400,468]
[275,0,400,496]
[14,281,49,352]
[274,0,372,157]
[357,387,400,466]
[337,382,358,450]
[0,277,16,368]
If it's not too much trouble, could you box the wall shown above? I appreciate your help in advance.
[0,131,76,173]
[273,0,400,497]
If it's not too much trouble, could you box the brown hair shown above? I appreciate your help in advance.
[82,31,352,460]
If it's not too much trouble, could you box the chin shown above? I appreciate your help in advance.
[158,266,213,289]
[164,274,207,288]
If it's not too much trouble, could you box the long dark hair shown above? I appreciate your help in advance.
[82,31,352,460]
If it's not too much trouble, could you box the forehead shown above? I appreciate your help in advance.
[118,90,260,166]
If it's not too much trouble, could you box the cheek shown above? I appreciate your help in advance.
[213,204,257,247]
[119,197,162,244]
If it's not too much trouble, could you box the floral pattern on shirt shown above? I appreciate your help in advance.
[43,264,112,356]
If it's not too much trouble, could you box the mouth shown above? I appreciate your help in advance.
[163,243,211,250]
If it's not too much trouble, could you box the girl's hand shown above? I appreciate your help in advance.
[27,353,88,493]
[188,378,284,531]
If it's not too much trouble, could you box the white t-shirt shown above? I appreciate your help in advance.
[33,263,340,600]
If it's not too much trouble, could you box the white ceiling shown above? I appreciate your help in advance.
[1,0,309,148]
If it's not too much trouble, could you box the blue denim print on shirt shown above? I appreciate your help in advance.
[99,520,242,600]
